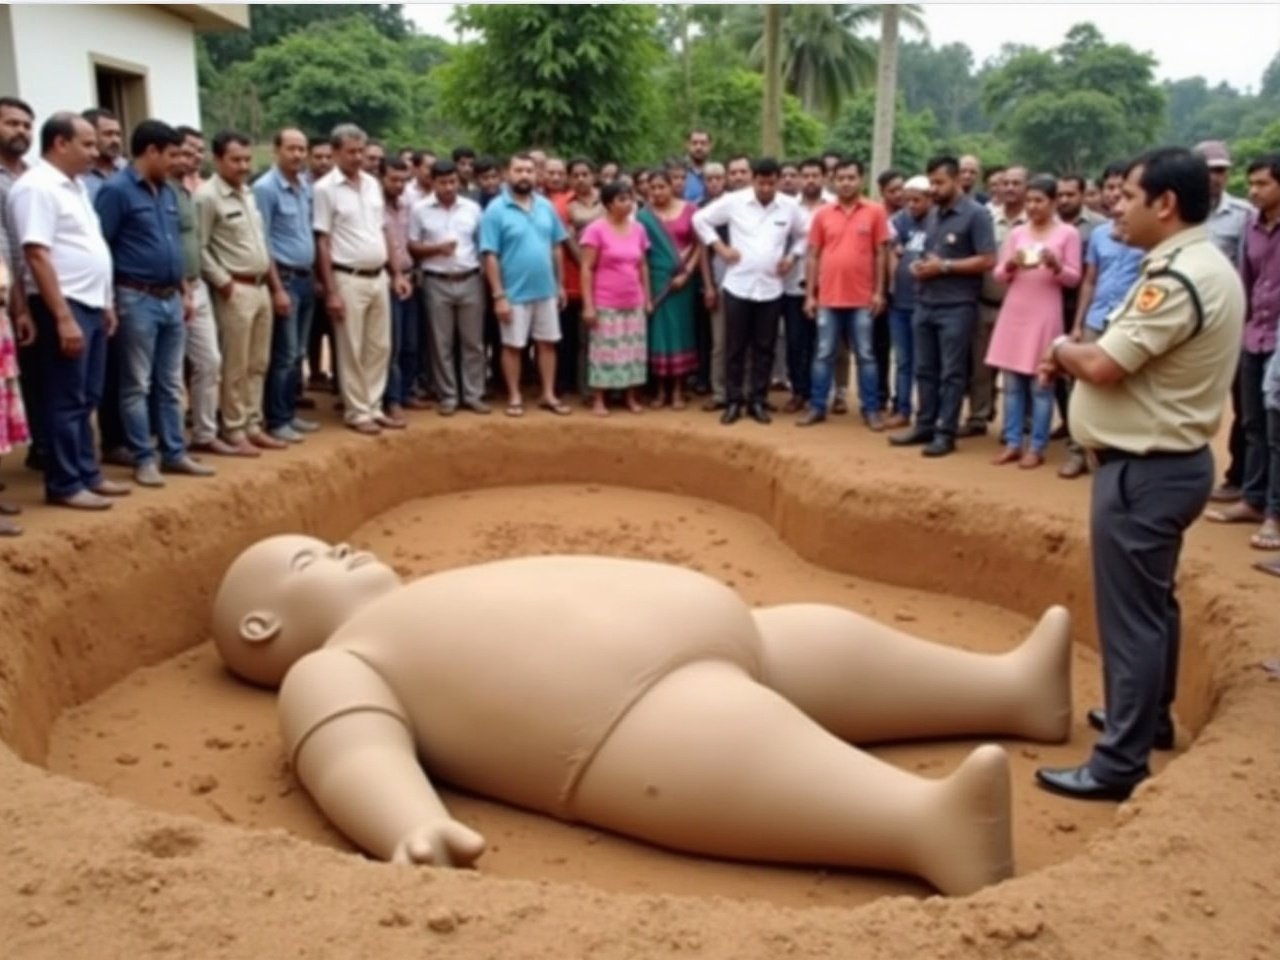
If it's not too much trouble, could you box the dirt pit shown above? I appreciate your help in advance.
[3,412,1279,959]
[47,483,1137,908]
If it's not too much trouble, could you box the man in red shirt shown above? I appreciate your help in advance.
[798,158,889,428]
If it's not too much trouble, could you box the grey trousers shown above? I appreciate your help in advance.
[1087,446,1214,785]
[425,273,486,407]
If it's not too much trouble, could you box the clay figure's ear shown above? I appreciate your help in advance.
[240,610,283,644]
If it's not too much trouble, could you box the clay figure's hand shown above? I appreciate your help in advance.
[391,819,487,868]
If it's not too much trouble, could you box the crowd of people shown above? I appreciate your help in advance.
[0,101,1276,584]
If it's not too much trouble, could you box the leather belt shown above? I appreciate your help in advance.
[333,264,385,278]
[423,268,480,282]
[230,272,267,286]
[979,296,1003,308]
[115,277,180,299]
[1088,446,1206,468]
[275,263,312,279]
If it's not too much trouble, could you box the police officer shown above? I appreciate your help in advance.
[1032,147,1245,800]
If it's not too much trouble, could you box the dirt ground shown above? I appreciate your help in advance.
[2,400,1278,959]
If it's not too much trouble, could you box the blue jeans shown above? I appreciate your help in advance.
[782,294,813,400]
[33,297,107,499]
[888,306,915,418]
[116,287,187,465]
[810,307,878,415]
[266,272,315,430]
[384,292,418,408]
[1001,371,1055,454]
[914,302,976,439]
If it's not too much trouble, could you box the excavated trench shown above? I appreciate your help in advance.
[0,415,1275,960]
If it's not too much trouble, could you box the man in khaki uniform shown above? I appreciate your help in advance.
[313,123,409,435]
[1033,147,1245,801]
[195,131,289,456]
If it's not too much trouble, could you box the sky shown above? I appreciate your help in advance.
[403,2,1280,92]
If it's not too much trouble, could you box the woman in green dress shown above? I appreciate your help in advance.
[636,169,701,409]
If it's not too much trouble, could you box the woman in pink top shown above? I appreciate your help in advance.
[986,175,1082,469]
[579,181,652,417]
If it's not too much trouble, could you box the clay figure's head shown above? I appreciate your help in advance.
[213,535,401,687]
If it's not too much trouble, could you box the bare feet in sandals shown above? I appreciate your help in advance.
[1250,517,1280,551]
[538,397,572,416]
[1205,501,1264,524]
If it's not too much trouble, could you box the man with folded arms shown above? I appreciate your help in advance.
[9,112,130,508]
[196,131,290,456]
[95,119,214,487]
[314,123,410,435]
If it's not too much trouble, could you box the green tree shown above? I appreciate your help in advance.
[898,40,987,137]
[981,23,1165,173]
[1229,120,1280,195]
[827,90,936,174]
[438,4,662,160]
[202,4,410,70]
[204,18,416,144]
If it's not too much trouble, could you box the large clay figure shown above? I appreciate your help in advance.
[213,535,1074,896]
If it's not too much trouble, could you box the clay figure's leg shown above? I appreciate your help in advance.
[752,604,1072,744]
[571,661,1012,896]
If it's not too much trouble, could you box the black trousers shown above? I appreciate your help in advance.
[555,299,583,396]
[913,302,976,439]
[1223,366,1246,488]
[873,308,891,409]
[1087,447,1213,785]
[98,333,126,452]
[723,290,781,405]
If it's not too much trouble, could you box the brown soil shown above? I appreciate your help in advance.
[2,403,1278,959]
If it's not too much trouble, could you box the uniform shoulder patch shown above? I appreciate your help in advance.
[1135,283,1169,313]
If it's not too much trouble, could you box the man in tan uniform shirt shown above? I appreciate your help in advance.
[195,131,289,455]
[1034,147,1244,801]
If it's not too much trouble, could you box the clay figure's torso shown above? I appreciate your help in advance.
[320,556,763,817]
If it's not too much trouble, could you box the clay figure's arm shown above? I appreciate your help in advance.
[280,650,486,867]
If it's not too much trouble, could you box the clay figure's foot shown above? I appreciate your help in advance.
[1005,605,1073,743]
[918,744,1013,896]
[391,819,487,868]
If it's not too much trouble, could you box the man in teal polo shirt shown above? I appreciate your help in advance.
[479,152,570,417]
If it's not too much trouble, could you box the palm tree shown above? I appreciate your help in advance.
[871,5,901,189]
[761,6,783,154]
[732,5,925,121]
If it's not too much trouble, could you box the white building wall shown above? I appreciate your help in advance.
[8,3,200,127]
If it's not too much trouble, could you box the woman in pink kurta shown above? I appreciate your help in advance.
[986,176,1081,468]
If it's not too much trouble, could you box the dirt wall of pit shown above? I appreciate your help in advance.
[1,419,1277,960]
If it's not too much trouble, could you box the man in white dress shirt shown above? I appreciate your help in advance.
[313,123,412,435]
[8,112,131,509]
[692,156,807,425]
[409,159,489,415]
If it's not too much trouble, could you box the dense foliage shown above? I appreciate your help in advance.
[196,4,1280,181]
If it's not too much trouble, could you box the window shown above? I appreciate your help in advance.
[91,56,148,134]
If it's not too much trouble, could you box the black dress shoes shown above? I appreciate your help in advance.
[1086,708,1175,750]
[748,402,772,424]
[888,426,934,447]
[1035,764,1137,801]
[720,403,743,426]
[922,435,956,457]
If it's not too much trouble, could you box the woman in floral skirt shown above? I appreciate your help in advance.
[579,181,652,417]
